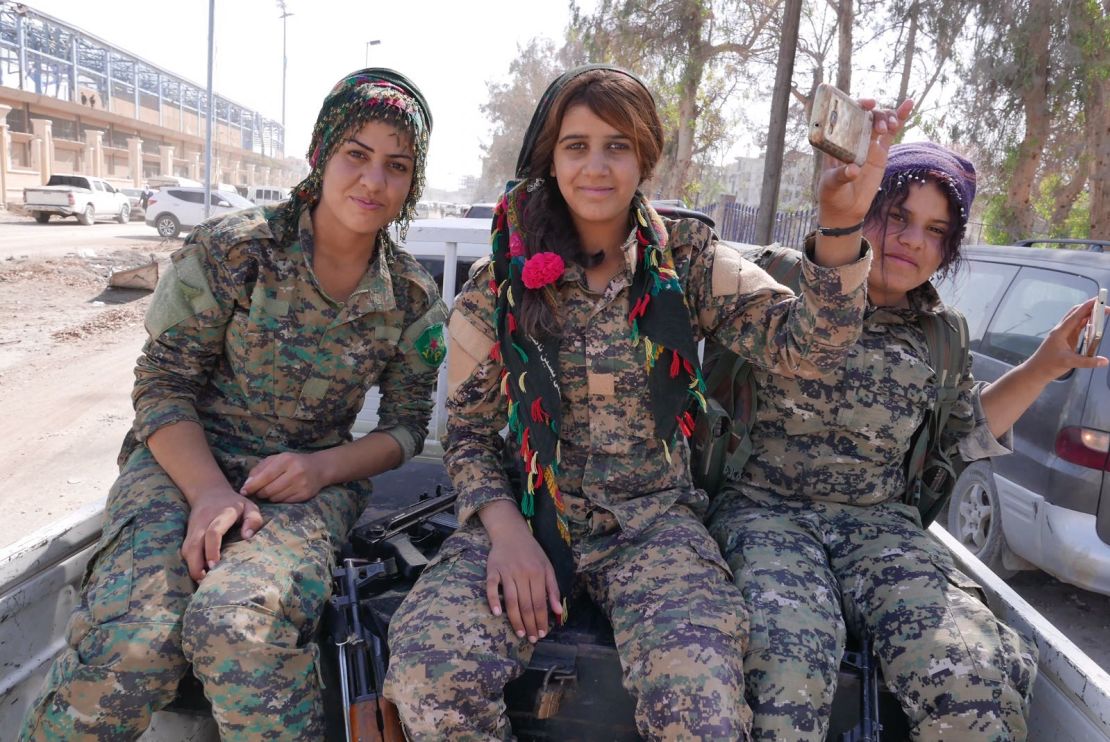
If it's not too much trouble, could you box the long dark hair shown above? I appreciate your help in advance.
[864,169,967,284]
[517,69,664,338]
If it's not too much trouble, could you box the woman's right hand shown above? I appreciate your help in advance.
[480,500,563,643]
[180,488,264,582]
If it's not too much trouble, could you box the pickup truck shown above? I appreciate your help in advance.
[22,174,132,225]
[2,220,1109,741]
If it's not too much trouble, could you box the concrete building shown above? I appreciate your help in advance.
[0,4,304,208]
[718,150,816,210]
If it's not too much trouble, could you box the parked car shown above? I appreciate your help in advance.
[934,240,1110,595]
[463,203,496,219]
[144,187,254,238]
[119,187,147,220]
[23,174,131,225]
[245,185,289,206]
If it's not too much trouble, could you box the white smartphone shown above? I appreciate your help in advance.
[808,83,873,166]
[1081,288,1107,356]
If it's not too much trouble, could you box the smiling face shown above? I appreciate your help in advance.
[314,119,414,242]
[864,180,953,307]
[551,103,642,248]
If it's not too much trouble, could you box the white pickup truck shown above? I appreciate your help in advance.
[23,174,132,225]
[2,219,1108,740]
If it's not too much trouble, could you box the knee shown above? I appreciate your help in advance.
[385,650,519,739]
[180,592,294,667]
[627,616,750,741]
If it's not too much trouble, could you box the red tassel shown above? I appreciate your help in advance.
[530,398,550,424]
[508,313,517,333]
[489,343,501,362]
[669,349,681,378]
[683,358,694,374]
[521,427,532,460]
[677,411,695,438]
[629,294,650,324]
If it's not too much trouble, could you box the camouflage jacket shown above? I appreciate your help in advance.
[124,206,446,465]
[444,218,872,536]
[739,280,1012,507]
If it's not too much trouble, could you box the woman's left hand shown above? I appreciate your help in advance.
[241,452,327,503]
[815,98,915,227]
[1025,297,1110,381]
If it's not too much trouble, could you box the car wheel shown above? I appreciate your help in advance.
[77,204,95,225]
[117,203,130,224]
[155,213,180,239]
[33,213,50,224]
[946,461,1015,578]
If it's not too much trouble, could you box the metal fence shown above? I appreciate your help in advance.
[703,202,818,248]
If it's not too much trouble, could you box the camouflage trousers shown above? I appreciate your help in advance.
[19,447,367,742]
[706,492,1038,742]
[384,500,752,741]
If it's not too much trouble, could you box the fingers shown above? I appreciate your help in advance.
[546,566,563,620]
[254,469,299,502]
[528,572,549,640]
[203,505,239,572]
[517,576,542,642]
[486,570,504,618]
[181,533,208,582]
[500,573,526,639]
[240,456,281,497]
[240,500,263,540]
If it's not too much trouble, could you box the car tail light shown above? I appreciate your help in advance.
[67,193,75,205]
[1055,426,1110,470]
[148,197,158,206]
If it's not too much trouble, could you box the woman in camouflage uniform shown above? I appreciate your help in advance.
[707,142,1104,741]
[20,68,446,741]
[384,65,910,741]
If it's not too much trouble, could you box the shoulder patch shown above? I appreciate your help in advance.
[207,206,274,244]
[414,323,447,368]
[711,242,744,297]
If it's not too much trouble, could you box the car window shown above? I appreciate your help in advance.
[935,259,1018,346]
[465,205,494,219]
[169,189,204,204]
[980,267,1095,366]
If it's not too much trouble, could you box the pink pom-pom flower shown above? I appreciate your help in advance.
[521,252,565,289]
[509,231,525,257]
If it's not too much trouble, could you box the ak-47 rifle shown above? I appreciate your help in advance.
[327,487,458,742]
[840,631,883,742]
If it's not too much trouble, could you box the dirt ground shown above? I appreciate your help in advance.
[1,209,1108,676]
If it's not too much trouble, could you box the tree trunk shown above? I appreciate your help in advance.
[1002,0,1053,241]
[897,4,918,105]
[1086,14,1109,237]
[835,0,853,94]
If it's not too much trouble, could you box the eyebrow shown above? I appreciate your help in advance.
[892,205,949,226]
[557,132,631,145]
[345,136,414,161]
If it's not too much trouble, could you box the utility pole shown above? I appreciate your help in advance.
[756,0,802,246]
[277,1,292,136]
[204,0,215,220]
[365,39,380,67]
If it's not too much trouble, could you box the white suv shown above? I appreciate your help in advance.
[145,187,254,238]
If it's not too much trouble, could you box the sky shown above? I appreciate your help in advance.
[21,0,585,192]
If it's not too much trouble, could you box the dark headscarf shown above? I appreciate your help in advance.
[287,67,432,239]
[882,142,977,233]
[490,65,705,604]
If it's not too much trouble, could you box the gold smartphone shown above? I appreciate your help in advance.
[809,83,873,166]
[1081,288,1107,356]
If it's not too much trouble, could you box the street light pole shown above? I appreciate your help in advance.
[277,1,292,138]
[204,0,215,220]
[365,39,380,67]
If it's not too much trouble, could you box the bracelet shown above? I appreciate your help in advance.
[816,220,865,237]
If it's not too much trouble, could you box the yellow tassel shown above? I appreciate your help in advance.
[544,467,560,502]
[636,210,648,227]
[526,469,535,493]
[518,372,527,393]
[557,517,571,544]
[662,438,672,464]
[555,440,562,464]
[507,285,515,308]
[500,374,510,396]
[530,451,540,475]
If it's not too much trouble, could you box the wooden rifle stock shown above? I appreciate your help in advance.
[349,694,404,742]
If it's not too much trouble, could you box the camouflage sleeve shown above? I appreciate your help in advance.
[442,275,515,526]
[689,234,871,378]
[371,276,447,463]
[131,224,240,443]
[942,356,1015,461]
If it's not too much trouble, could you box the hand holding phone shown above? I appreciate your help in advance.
[1081,289,1107,357]
[809,83,874,166]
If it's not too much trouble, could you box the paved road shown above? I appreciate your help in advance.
[0,211,163,260]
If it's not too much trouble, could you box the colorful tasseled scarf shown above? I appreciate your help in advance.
[284,67,432,240]
[487,181,708,604]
